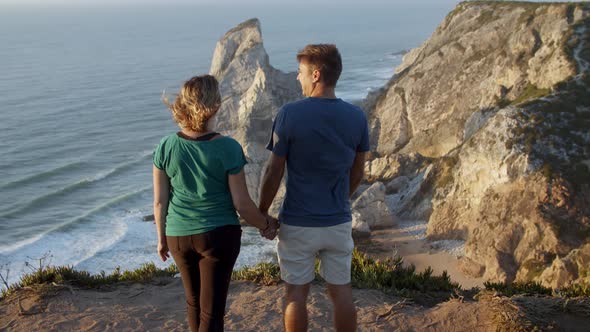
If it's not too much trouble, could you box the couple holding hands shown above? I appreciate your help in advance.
[153,44,369,332]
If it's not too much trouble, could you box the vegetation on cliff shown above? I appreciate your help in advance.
[3,250,589,304]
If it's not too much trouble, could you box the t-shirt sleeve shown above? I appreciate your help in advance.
[265,107,289,157]
[224,140,248,175]
[357,114,370,152]
[153,137,167,170]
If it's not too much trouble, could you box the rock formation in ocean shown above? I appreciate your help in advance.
[362,2,590,287]
[209,18,301,214]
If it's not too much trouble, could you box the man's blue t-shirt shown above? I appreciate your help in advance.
[266,97,370,227]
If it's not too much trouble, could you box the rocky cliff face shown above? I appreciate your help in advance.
[364,2,581,158]
[363,2,590,287]
[209,19,301,211]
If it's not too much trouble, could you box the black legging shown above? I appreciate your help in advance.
[167,225,241,332]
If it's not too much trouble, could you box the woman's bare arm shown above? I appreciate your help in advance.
[228,169,272,231]
[153,166,170,262]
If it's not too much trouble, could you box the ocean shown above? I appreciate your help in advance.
[0,2,455,285]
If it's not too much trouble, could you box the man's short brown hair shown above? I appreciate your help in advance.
[296,44,342,87]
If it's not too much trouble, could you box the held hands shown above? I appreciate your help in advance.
[157,238,170,262]
[260,214,279,240]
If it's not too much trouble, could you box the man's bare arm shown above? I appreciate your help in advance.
[349,151,366,198]
[258,153,286,214]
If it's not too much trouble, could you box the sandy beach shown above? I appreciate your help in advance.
[356,221,485,290]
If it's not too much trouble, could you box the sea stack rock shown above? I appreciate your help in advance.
[210,18,301,206]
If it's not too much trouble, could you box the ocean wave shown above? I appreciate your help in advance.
[74,211,158,272]
[69,220,129,269]
[76,216,278,276]
[0,212,130,286]
[48,185,152,234]
[0,156,152,219]
[0,161,87,190]
[1,203,279,284]
[0,180,96,219]
[139,149,154,159]
[0,186,150,255]
[396,220,427,240]
[0,233,45,255]
[383,49,410,60]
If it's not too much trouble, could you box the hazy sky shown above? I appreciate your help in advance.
[1,0,462,6]
[0,0,574,7]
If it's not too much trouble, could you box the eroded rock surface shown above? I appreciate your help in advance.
[210,18,301,212]
[363,2,590,287]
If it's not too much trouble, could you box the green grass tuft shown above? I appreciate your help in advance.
[231,262,281,285]
[511,84,551,106]
[4,251,589,302]
[485,280,590,298]
[232,250,461,295]
[484,280,552,297]
[1,263,178,300]
[350,250,460,293]
[560,282,590,298]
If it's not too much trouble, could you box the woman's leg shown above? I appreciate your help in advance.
[168,235,202,332]
[192,225,241,332]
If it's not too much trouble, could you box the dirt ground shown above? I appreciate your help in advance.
[1,278,589,331]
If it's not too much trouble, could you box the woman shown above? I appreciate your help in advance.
[152,75,274,332]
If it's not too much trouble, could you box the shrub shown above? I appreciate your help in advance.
[350,250,460,293]
[232,262,281,285]
[1,263,178,300]
[484,281,552,297]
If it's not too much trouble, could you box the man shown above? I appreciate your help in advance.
[258,44,369,332]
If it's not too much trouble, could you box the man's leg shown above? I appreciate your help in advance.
[318,222,356,332]
[284,282,311,332]
[276,223,317,332]
[326,283,357,332]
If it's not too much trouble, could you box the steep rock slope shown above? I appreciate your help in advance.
[363,2,590,287]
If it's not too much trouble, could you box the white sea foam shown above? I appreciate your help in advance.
[396,220,428,240]
[394,220,466,257]
[0,203,279,290]
[77,212,278,275]
[429,240,465,258]
[0,233,45,255]
[0,212,129,289]
[0,188,151,288]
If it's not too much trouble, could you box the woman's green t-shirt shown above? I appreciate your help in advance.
[153,134,247,236]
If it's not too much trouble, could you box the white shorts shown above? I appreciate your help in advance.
[277,222,354,285]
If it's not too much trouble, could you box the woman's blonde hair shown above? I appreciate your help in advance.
[163,75,221,132]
